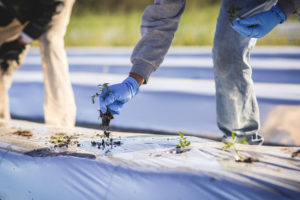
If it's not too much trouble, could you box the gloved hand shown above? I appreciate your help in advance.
[0,38,26,72]
[100,77,139,115]
[232,6,286,38]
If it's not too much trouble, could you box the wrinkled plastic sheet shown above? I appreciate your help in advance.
[0,120,300,200]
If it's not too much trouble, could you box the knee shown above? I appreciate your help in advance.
[212,42,250,77]
[143,0,186,21]
[213,44,234,75]
[39,30,64,51]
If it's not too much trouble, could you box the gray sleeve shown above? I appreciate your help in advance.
[276,0,300,17]
[130,0,186,83]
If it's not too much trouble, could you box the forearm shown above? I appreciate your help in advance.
[130,0,186,84]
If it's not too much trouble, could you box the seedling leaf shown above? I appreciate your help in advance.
[231,132,236,140]
[240,137,249,145]
[179,131,184,138]
[180,140,184,147]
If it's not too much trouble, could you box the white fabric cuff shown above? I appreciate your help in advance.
[20,32,34,44]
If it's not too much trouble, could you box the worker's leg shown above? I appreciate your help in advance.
[0,19,29,119]
[212,0,277,144]
[39,0,76,127]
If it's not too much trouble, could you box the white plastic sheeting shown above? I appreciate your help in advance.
[0,120,300,200]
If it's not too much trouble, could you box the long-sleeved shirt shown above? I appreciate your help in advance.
[2,0,63,40]
[130,0,186,83]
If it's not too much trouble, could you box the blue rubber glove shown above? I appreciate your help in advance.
[100,77,139,115]
[232,6,286,38]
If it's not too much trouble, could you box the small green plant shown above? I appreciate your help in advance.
[227,5,242,25]
[49,133,79,148]
[176,131,191,153]
[50,133,68,143]
[222,132,249,162]
[91,83,111,104]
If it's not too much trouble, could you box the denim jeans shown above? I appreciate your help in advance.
[212,0,277,143]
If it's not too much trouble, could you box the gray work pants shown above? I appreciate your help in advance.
[212,0,277,141]
[0,0,76,127]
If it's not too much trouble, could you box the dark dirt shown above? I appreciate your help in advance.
[291,149,300,158]
[104,130,111,138]
[236,157,259,163]
[25,147,96,159]
[89,110,120,151]
[50,134,79,148]
[13,130,33,138]
[175,148,191,154]
[100,110,114,138]
[90,137,122,150]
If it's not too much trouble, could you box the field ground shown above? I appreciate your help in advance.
[0,119,300,200]
[10,46,300,146]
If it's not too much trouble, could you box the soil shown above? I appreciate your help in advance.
[175,148,191,154]
[88,110,121,151]
[291,149,300,158]
[13,130,33,138]
[90,137,122,150]
[236,157,259,163]
[104,130,111,138]
[49,133,79,148]
[100,111,114,138]
[25,147,96,159]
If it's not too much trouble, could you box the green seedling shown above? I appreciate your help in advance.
[222,132,250,162]
[91,83,111,104]
[227,5,242,25]
[176,131,191,153]
[49,133,79,148]
[50,133,68,143]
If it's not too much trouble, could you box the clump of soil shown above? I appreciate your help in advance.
[175,148,190,154]
[291,149,300,158]
[235,156,259,163]
[100,111,114,138]
[90,137,122,150]
[13,130,33,138]
[49,133,78,148]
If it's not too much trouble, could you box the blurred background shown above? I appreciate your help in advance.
[64,0,300,46]
[11,0,300,146]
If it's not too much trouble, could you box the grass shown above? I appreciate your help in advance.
[65,11,142,46]
[64,5,300,46]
